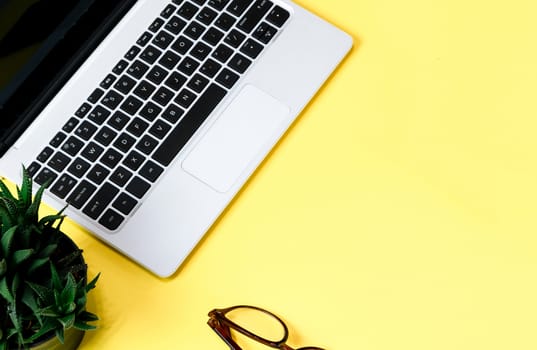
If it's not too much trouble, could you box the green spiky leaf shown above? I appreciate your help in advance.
[0,276,14,303]
[1,225,17,257]
[12,249,34,267]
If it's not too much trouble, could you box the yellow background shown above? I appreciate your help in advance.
[20,0,537,348]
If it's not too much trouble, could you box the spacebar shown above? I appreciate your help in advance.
[152,84,227,166]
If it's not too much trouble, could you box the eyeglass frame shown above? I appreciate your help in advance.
[207,305,325,350]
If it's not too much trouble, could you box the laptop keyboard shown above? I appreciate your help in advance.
[26,0,290,231]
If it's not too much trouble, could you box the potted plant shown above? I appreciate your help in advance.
[0,168,99,350]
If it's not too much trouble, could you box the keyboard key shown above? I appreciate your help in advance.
[136,135,159,155]
[110,166,133,187]
[187,73,209,93]
[184,21,206,40]
[126,176,151,199]
[178,2,199,20]
[228,52,251,73]
[48,152,71,172]
[133,80,157,100]
[75,103,92,118]
[50,132,67,148]
[139,160,164,183]
[165,16,187,35]
[160,4,177,19]
[100,74,117,89]
[27,162,41,177]
[112,193,138,216]
[75,121,98,141]
[34,168,58,186]
[50,174,77,199]
[152,86,175,106]
[153,84,226,166]
[224,29,246,48]
[240,38,264,59]
[101,148,123,168]
[62,117,79,133]
[123,150,146,171]
[209,0,230,11]
[212,43,234,63]
[197,7,218,25]
[61,136,84,156]
[266,5,290,27]
[115,75,137,94]
[108,111,131,131]
[227,0,250,16]
[67,180,96,209]
[139,102,162,121]
[126,117,149,136]
[87,164,110,185]
[127,60,150,80]
[37,146,54,162]
[120,96,144,115]
[83,183,120,220]
[200,58,222,78]
[148,18,165,33]
[67,157,91,178]
[174,88,197,109]
[99,209,124,230]
[214,12,235,31]
[113,133,137,153]
[81,142,105,162]
[215,68,240,89]
[101,90,124,110]
[237,0,272,33]
[162,104,184,123]
[149,120,172,139]
[253,22,278,44]
[112,59,129,74]
[164,72,188,91]
[88,88,105,103]
[95,126,118,146]
[158,51,181,70]
[202,27,224,46]
[124,46,141,60]
[177,57,199,76]
[171,36,194,56]
[152,30,175,49]
[190,41,212,61]
[147,65,169,85]
[140,45,162,64]
[136,31,153,47]
[88,105,111,125]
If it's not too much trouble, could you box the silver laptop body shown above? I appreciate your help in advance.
[0,0,352,277]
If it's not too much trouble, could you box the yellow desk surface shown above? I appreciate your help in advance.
[31,0,537,348]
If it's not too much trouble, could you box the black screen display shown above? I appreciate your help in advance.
[0,0,94,105]
[0,0,135,153]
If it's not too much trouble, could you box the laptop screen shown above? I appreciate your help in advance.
[0,0,95,104]
[0,0,136,154]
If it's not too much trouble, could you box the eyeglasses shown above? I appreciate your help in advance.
[208,305,325,350]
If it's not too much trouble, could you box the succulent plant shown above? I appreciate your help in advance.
[0,168,99,349]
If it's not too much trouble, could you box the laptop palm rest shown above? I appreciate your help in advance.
[182,84,290,193]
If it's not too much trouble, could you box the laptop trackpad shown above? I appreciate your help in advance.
[182,84,290,193]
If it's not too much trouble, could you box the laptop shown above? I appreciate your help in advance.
[0,0,352,277]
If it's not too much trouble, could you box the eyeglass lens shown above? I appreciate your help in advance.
[209,306,325,350]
